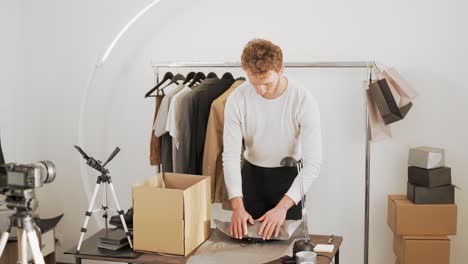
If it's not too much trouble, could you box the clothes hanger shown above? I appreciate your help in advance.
[221,72,234,80]
[183,72,196,84]
[188,72,206,88]
[207,72,218,78]
[145,72,173,98]
[160,73,185,89]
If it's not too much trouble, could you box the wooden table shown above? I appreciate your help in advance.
[67,231,342,264]
[264,234,343,264]
[310,234,342,264]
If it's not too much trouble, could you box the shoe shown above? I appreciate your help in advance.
[110,208,133,228]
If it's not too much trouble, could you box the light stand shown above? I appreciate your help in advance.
[280,156,315,255]
[74,145,133,253]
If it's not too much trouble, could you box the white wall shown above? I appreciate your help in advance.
[1,0,467,263]
[0,0,26,161]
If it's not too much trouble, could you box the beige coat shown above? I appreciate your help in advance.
[203,79,245,209]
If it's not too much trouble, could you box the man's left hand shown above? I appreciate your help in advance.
[257,206,287,240]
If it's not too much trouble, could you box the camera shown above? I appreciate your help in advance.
[0,160,57,262]
[1,161,56,189]
[0,161,56,211]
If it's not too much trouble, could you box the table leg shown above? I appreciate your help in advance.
[335,249,339,264]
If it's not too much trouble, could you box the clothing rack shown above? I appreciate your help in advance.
[152,61,375,264]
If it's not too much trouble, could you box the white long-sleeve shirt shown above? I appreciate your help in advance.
[222,77,322,204]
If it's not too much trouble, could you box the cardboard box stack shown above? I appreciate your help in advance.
[388,146,457,264]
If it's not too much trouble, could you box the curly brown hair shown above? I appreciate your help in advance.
[241,39,283,76]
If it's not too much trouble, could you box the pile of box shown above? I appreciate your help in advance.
[388,146,457,264]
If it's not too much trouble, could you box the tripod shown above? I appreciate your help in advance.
[0,211,45,264]
[74,146,133,253]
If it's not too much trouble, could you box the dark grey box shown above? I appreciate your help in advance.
[408,166,451,187]
[407,182,455,204]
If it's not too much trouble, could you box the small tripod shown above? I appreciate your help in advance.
[0,207,45,263]
[74,145,133,253]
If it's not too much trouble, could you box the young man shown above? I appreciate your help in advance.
[223,39,322,240]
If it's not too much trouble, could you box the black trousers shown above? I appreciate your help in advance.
[242,160,303,220]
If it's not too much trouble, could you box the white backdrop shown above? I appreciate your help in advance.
[1,0,468,263]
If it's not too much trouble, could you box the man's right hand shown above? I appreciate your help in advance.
[229,197,255,239]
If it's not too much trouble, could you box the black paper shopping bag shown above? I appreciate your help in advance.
[369,78,413,125]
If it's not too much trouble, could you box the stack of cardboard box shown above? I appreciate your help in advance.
[388,147,457,264]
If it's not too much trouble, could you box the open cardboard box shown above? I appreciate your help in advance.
[133,172,211,256]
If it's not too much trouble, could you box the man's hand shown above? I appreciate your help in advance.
[257,195,295,240]
[229,197,254,239]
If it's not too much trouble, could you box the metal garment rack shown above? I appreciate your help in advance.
[152,61,375,264]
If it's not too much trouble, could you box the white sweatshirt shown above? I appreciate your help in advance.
[222,77,322,204]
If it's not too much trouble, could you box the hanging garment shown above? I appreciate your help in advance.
[223,77,322,205]
[153,83,185,172]
[202,79,245,204]
[166,85,192,170]
[149,95,164,165]
[160,134,173,172]
[173,78,221,173]
[188,77,236,174]
[166,85,191,138]
[153,83,185,137]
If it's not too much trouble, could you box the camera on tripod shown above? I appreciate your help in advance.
[0,161,56,211]
[0,160,57,264]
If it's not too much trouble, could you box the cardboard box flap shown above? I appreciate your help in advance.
[390,195,414,206]
[388,195,411,230]
[133,185,184,220]
[134,173,208,191]
[183,175,211,255]
[402,235,449,241]
[133,182,186,255]
[134,174,165,188]
[389,195,407,201]
[388,195,397,230]
[164,173,208,190]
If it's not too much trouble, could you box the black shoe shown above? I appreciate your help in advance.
[110,208,133,228]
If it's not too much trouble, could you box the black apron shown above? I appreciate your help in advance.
[241,160,303,220]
